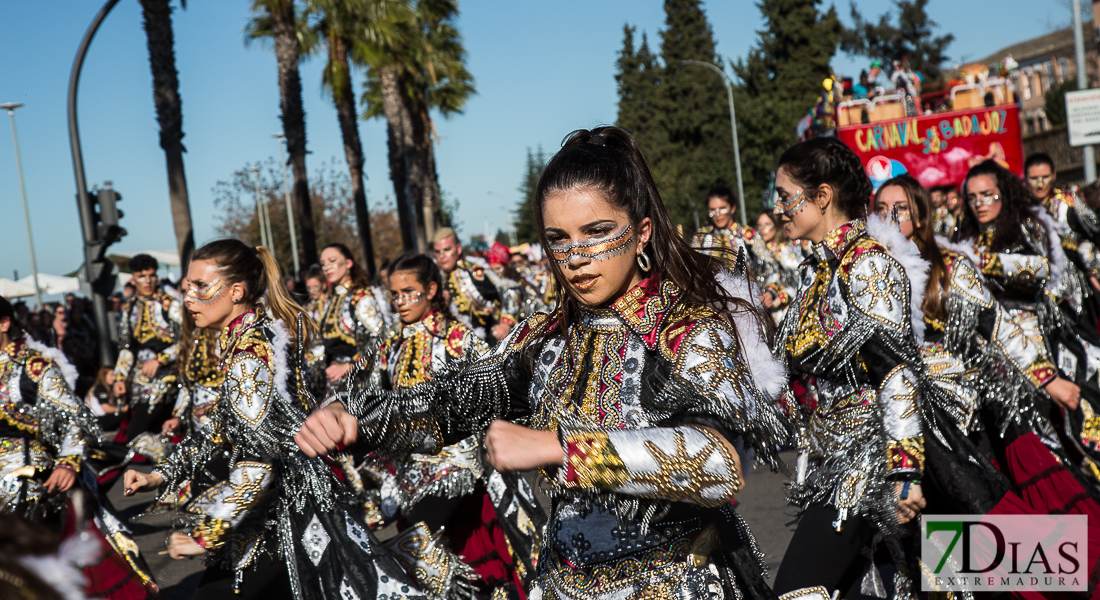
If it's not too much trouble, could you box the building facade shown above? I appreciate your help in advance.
[975,2,1100,135]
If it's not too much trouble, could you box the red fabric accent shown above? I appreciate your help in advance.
[562,439,586,484]
[322,455,349,483]
[791,378,816,413]
[985,433,1100,600]
[446,490,525,599]
[112,413,131,443]
[886,446,921,472]
[659,319,696,355]
[96,468,122,487]
[488,242,511,265]
[82,521,154,600]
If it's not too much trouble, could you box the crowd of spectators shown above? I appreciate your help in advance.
[7,279,144,430]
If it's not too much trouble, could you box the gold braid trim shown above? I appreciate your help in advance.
[193,517,232,551]
[886,437,925,473]
[561,430,629,490]
[53,455,82,472]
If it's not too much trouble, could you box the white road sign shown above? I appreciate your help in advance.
[1066,89,1100,147]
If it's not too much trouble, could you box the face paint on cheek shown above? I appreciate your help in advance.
[184,279,226,306]
[776,189,810,219]
[550,224,635,265]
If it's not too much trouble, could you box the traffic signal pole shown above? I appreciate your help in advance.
[69,0,121,367]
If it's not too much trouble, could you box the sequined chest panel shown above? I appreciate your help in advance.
[0,344,71,437]
[126,294,180,348]
[217,312,279,435]
[528,314,654,432]
[321,287,382,349]
[382,314,486,390]
[786,262,851,371]
[0,359,36,435]
[785,222,909,377]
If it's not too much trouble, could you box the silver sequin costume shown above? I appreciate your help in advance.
[775,219,924,532]
[113,291,183,408]
[0,337,100,517]
[344,273,790,600]
[153,309,423,599]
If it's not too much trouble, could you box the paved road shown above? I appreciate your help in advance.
[113,452,798,598]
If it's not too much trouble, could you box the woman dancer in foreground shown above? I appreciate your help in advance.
[123,240,421,600]
[297,126,790,600]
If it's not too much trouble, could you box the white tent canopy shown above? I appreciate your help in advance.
[0,274,81,299]
[0,278,36,298]
[20,274,81,296]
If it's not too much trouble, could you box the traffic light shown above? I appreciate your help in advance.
[80,184,126,297]
[95,187,126,245]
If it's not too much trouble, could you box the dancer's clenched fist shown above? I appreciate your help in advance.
[295,402,359,457]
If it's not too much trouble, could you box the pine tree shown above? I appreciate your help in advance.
[614,2,740,229]
[840,0,953,82]
[653,0,737,227]
[515,146,549,244]
[733,0,839,214]
[615,26,663,161]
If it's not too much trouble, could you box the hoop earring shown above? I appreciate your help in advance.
[820,203,827,215]
[637,251,651,272]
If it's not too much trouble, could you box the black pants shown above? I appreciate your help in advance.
[773,504,876,598]
[125,399,172,441]
[190,551,294,600]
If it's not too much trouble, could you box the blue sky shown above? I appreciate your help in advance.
[0,0,1084,287]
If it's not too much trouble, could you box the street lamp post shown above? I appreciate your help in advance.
[273,133,300,275]
[681,60,747,226]
[69,0,122,368]
[250,167,273,249]
[1,103,43,309]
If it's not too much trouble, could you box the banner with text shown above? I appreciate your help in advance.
[837,105,1023,189]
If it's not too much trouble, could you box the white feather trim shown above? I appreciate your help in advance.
[933,236,981,265]
[713,269,788,402]
[865,215,929,344]
[18,533,101,600]
[465,255,489,269]
[24,337,79,390]
[269,319,292,405]
[1029,205,1068,290]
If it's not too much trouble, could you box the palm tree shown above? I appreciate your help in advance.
[359,0,474,251]
[138,0,195,270]
[247,0,319,268]
[407,0,474,243]
[305,0,401,276]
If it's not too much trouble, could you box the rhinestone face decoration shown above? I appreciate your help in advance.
[549,224,634,265]
[184,278,225,305]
